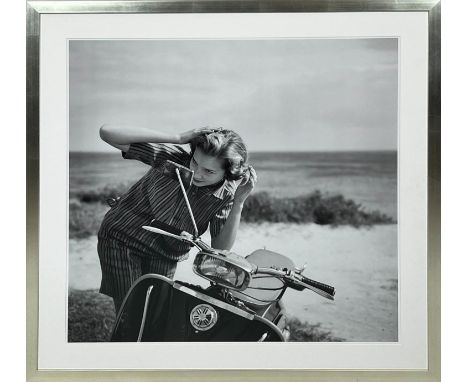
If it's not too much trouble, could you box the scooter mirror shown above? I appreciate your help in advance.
[161,160,194,189]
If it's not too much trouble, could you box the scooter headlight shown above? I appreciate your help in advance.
[193,251,252,291]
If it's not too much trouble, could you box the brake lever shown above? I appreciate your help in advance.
[295,263,307,274]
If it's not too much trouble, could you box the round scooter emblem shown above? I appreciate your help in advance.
[190,304,218,331]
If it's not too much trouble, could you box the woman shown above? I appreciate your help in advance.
[97,125,257,312]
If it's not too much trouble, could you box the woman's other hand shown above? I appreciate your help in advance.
[178,127,223,144]
[234,166,257,206]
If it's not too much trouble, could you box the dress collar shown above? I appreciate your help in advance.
[180,157,236,200]
[194,178,236,200]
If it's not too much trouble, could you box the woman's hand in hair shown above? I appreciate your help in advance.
[178,127,223,144]
[233,166,257,206]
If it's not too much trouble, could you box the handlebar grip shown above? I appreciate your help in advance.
[300,276,335,297]
[149,220,184,236]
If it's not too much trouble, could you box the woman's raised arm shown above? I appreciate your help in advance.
[211,167,257,250]
[99,124,219,152]
[99,124,183,152]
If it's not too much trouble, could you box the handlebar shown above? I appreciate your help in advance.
[142,221,213,253]
[256,267,335,301]
[148,219,184,236]
[142,222,336,301]
[299,275,336,300]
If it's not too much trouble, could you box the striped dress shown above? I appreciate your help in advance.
[97,142,237,304]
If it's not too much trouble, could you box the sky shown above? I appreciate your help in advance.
[69,38,398,152]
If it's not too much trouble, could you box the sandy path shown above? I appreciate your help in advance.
[69,223,397,342]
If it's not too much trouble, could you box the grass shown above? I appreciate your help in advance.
[68,289,116,342]
[287,317,343,342]
[68,289,342,342]
[69,187,395,239]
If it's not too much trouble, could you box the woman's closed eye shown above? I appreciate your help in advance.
[192,158,216,175]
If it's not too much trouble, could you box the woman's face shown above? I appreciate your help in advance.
[190,148,226,187]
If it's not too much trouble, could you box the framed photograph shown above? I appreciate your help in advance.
[26,0,440,380]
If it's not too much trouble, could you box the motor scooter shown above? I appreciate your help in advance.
[111,161,335,342]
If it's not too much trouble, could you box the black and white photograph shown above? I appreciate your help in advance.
[67,38,399,343]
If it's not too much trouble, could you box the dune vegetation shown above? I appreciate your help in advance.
[241,191,394,226]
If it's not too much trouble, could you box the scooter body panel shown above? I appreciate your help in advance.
[111,274,284,342]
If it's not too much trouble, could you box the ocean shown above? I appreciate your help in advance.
[70,150,397,219]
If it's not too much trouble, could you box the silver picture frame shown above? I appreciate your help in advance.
[26,0,441,380]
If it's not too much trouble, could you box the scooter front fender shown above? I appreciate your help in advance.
[111,274,284,342]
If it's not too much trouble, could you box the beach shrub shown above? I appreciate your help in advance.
[312,205,335,225]
[242,191,394,227]
[71,182,132,204]
[69,198,108,239]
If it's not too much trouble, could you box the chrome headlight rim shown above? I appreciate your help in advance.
[192,251,252,291]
